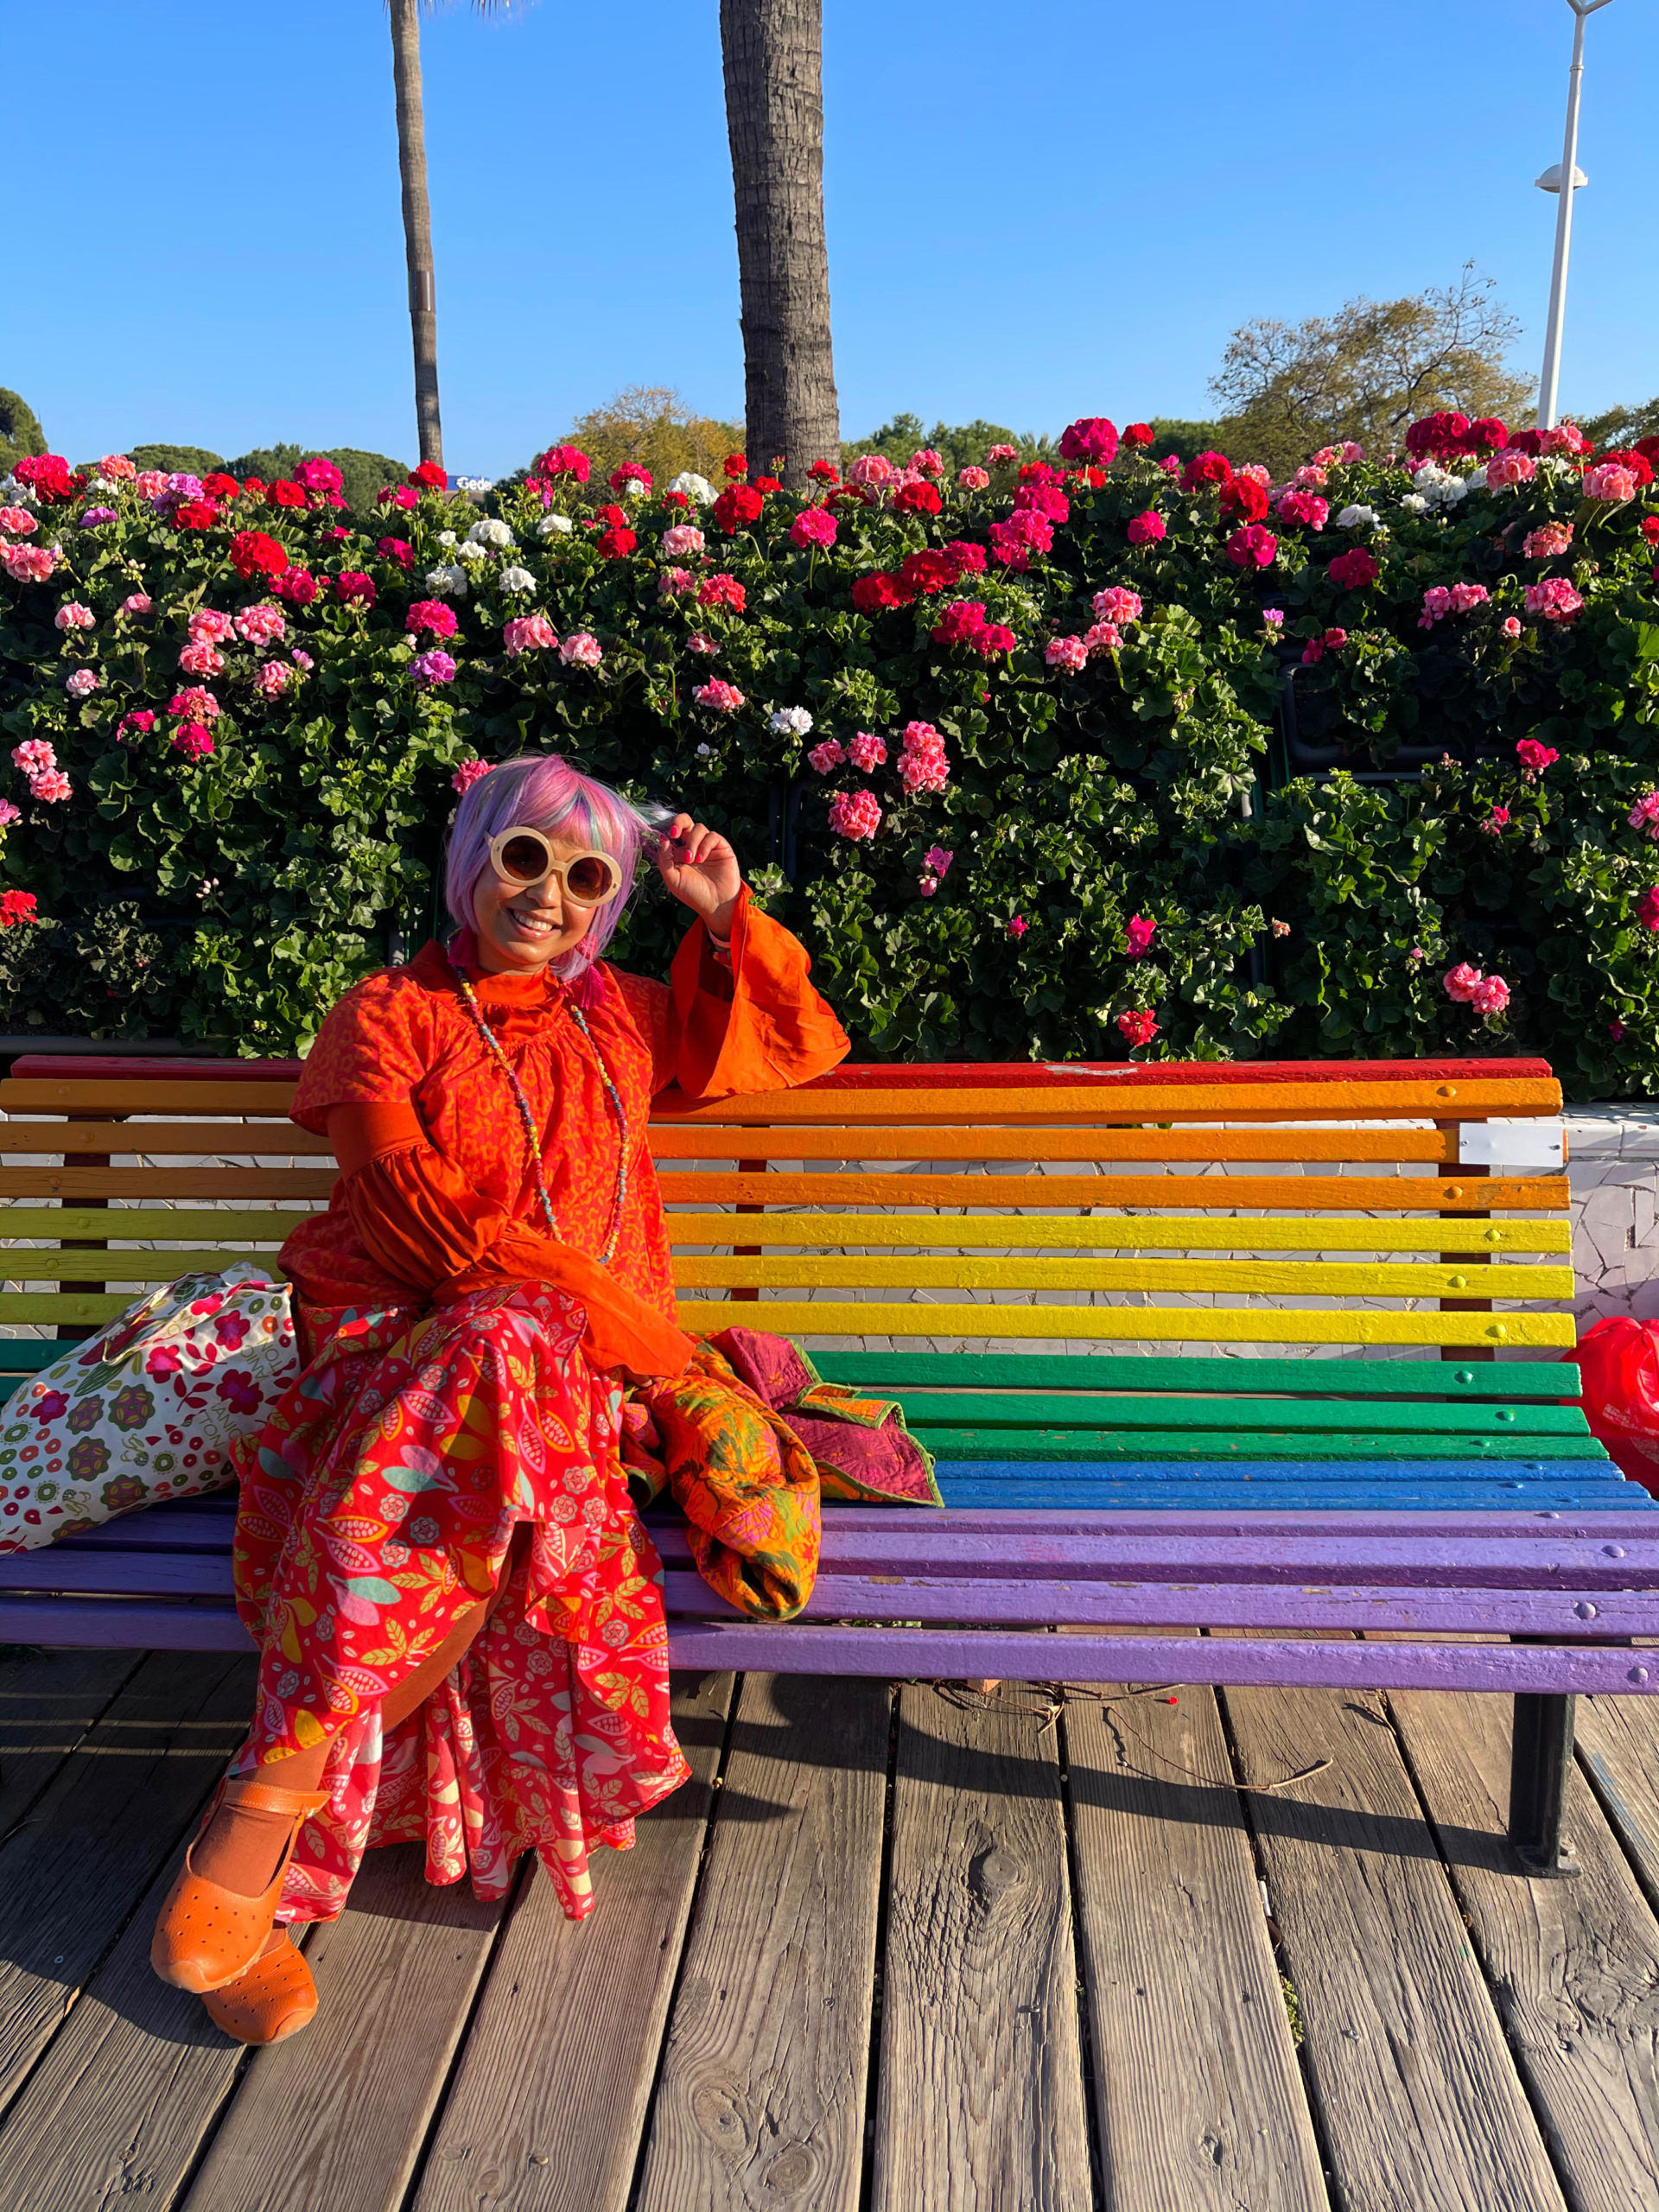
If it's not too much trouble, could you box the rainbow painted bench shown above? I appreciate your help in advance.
[1,1052,1653,1875]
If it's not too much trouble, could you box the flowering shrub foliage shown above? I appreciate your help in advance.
[2,422,1659,1089]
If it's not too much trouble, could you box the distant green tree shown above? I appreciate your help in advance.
[226,443,306,484]
[0,389,47,480]
[1209,264,1533,478]
[225,444,410,512]
[1582,397,1659,448]
[1145,417,1226,464]
[127,444,227,477]
[844,414,1037,472]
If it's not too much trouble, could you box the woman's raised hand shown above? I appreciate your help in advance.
[654,814,742,939]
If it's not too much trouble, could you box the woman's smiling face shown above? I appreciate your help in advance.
[470,829,603,974]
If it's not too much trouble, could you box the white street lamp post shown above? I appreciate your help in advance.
[1535,0,1616,431]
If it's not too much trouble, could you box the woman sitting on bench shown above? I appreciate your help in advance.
[149,752,848,2044]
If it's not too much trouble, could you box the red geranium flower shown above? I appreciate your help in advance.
[752,475,782,494]
[850,571,911,612]
[1218,476,1268,523]
[809,460,839,483]
[267,480,308,510]
[1181,450,1233,492]
[1122,423,1154,448]
[595,526,636,559]
[899,550,955,595]
[713,485,766,532]
[409,459,448,489]
[1597,448,1656,488]
[1328,547,1380,589]
[0,889,39,928]
[334,571,377,606]
[173,499,219,531]
[230,530,289,580]
[722,454,749,480]
[892,480,943,516]
[201,473,241,499]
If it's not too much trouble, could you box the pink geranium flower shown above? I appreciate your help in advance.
[847,732,887,772]
[662,524,705,558]
[54,601,94,631]
[1524,577,1584,623]
[1522,521,1573,559]
[560,632,603,668]
[451,759,493,794]
[1116,1007,1158,1046]
[410,649,457,686]
[692,677,744,711]
[790,505,837,550]
[1045,635,1088,671]
[1092,585,1142,626]
[1516,739,1558,776]
[1443,963,1484,1003]
[957,466,990,490]
[170,723,214,760]
[1126,510,1166,545]
[806,739,845,775]
[1006,915,1029,939]
[827,789,882,840]
[502,614,558,657]
[1125,914,1156,957]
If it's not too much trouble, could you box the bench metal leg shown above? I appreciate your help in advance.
[1508,1692,1580,1876]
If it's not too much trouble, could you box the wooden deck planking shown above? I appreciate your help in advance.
[412,1670,734,2212]
[632,1672,890,2212]
[1575,1694,1659,1916]
[1063,1659,1328,2210]
[872,1681,1093,2212]
[0,1830,299,2211]
[180,1845,507,2212]
[0,1649,254,2105]
[0,1645,138,1835]
[1219,1641,1570,2212]
[1386,1669,1659,2212]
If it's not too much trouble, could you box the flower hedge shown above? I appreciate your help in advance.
[2,421,1659,1093]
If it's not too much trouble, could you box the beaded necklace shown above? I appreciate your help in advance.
[450,963,631,1268]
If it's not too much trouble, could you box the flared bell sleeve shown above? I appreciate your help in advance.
[615,887,850,1106]
[315,1103,694,1383]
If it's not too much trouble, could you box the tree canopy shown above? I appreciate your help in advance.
[537,386,743,487]
[0,389,47,481]
[1209,265,1534,477]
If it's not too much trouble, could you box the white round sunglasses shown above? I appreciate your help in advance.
[486,825,624,907]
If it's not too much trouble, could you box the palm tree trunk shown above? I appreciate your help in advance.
[390,0,443,467]
[719,0,839,487]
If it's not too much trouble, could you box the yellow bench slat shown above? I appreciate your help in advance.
[653,1214,1571,1255]
[669,1255,1571,1298]
[671,1302,1576,1348]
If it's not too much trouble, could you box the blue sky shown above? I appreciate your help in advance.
[10,2,1656,477]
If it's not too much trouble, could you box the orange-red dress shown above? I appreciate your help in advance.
[229,891,848,1923]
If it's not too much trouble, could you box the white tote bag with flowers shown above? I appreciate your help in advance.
[0,1270,298,1554]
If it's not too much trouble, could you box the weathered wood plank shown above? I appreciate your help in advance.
[1220,1647,1568,2212]
[0,1645,138,1836]
[872,1681,1092,2212]
[0,1831,303,2211]
[1065,1663,1328,2211]
[633,1673,889,2212]
[181,1843,507,2212]
[0,1649,254,2101]
[1577,1694,1659,1913]
[412,1670,734,2212]
[1388,1672,1659,2212]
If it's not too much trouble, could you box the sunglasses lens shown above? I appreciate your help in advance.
[498,833,550,881]
[564,854,614,903]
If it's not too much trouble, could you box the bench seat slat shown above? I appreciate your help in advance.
[887,1393,1589,1435]
[671,1302,1575,1348]
[649,1128,1466,1162]
[652,1078,1561,1122]
[813,1352,1584,1400]
[919,1431,1605,1462]
[0,1122,333,1155]
[677,1255,1578,1296]
[655,1172,1573,1211]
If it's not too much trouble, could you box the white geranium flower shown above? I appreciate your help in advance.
[768,706,814,736]
[499,565,535,594]
[437,530,458,548]
[696,743,713,757]
[667,472,716,505]
[456,537,489,563]
[1465,466,1489,492]
[425,563,467,596]
[1400,493,1429,514]
[467,518,514,549]
[1336,504,1378,529]
[538,512,574,537]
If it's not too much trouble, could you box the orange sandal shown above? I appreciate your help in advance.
[203,1931,319,2045]
[150,1777,332,1994]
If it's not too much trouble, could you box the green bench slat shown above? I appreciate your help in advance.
[887,1392,1589,1437]
[815,1351,1582,1402]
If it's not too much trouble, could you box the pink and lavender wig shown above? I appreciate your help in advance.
[443,754,668,982]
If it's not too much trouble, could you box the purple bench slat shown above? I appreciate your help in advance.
[0,1595,251,1649]
[658,1624,1659,1695]
[0,1553,231,1598]
[658,1573,1657,1639]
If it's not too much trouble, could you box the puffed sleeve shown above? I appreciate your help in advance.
[611,888,849,1104]
[289,969,436,1135]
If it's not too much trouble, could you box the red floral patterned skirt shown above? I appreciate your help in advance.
[228,1285,689,1924]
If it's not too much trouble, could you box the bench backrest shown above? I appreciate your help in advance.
[0,1054,1573,1388]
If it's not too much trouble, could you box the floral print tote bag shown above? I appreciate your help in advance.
[0,1269,297,1553]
